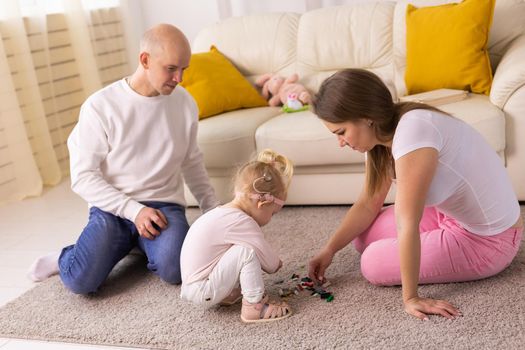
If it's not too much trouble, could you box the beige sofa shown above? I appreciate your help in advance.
[186,0,525,205]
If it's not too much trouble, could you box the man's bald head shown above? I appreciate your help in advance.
[132,24,191,96]
[140,24,190,57]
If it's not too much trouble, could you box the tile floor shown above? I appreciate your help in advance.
[0,180,146,350]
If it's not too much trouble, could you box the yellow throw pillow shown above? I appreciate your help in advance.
[181,46,267,119]
[405,0,495,95]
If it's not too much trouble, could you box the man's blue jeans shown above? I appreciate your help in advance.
[58,202,189,294]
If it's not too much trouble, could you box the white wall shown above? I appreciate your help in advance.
[123,0,221,48]
[120,0,145,68]
[122,0,390,54]
[228,0,310,17]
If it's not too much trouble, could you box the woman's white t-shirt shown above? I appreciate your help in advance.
[391,109,519,236]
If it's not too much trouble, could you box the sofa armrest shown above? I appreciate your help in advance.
[500,83,525,200]
[490,34,525,109]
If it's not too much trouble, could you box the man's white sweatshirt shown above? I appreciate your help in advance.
[68,79,218,222]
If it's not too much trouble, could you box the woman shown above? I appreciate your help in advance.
[308,69,523,321]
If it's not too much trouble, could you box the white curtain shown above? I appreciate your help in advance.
[0,0,132,205]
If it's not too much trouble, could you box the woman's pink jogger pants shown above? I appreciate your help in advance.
[353,206,523,286]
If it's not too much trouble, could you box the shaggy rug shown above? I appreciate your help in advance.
[0,206,524,349]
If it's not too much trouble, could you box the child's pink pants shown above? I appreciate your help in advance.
[353,206,523,286]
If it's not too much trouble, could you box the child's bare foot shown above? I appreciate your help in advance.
[240,295,292,323]
[27,251,60,282]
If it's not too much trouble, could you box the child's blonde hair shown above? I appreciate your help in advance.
[234,149,294,202]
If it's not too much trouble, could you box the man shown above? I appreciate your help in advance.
[27,24,219,294]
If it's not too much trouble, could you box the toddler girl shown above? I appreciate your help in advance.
[180,149,293,323]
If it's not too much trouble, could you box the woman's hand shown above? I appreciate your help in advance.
[404,296,461,321]
[308,247,334,283]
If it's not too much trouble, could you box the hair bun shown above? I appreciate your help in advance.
[257,149,293,188]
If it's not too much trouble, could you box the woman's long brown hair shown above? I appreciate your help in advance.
[312,68,442,197]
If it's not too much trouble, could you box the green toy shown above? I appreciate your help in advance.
[282,104,310,113]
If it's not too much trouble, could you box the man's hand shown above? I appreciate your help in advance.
[135,207,168,240]
[404,296,461,321]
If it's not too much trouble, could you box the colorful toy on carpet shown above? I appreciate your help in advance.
[275,273,334,302]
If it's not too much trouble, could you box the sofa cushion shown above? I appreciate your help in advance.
[192,13,300,81]
[180,46,267,119]
[255,111,365,167]
[404,0,494,95]
[197,107,282,169]
[394,0,525,97]
[489,0,525,68]
[255,94,503,169]
[295,3,396,94]
[438,94,505,154]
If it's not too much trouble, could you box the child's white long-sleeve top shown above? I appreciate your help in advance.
[180,206,281,285]
[67,78,218,222]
